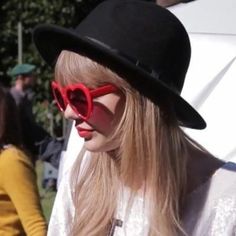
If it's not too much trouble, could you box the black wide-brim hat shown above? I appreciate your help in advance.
[33,0,206,129]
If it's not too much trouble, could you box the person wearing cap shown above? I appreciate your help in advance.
[9,63,49,160]
[33,0,236,235]
[9,63,36,105]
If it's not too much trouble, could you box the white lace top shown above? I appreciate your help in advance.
[48,161,236,236]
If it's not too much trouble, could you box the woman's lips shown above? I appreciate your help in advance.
[76,127,93,139]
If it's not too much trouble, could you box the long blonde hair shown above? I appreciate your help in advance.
[55,50,190,235]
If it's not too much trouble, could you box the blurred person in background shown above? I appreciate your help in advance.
[9,63,49,162]
[0,85,47,236]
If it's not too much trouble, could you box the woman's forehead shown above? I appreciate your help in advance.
[56,73,110,90]
[55,50,124,89]
[56,67,114,88]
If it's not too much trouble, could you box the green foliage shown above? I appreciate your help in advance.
[0,0,105,136]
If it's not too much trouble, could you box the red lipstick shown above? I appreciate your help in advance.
[76,127,93,139]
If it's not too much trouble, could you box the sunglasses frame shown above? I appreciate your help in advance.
[51,81,119,121]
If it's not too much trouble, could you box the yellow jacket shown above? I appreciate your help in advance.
[0,146,47,236]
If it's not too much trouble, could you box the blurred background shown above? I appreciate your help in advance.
[0,0,111,222]
[0,0,110,138]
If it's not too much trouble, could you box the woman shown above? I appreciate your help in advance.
[0,86,47,236]
[33,1,236,235]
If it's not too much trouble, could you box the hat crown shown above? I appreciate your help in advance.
[33,0,206,129]
[75,0,191,93]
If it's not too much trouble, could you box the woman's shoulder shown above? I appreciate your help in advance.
[215,161,236,181]
[215,161,236,188]
[183,161,236,235]
[187,161,236,202]
[0,145,31,165]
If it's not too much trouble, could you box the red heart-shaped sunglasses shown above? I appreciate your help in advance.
[51,81,119,121]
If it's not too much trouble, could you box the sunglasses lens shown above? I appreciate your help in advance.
[54,88,66,111]
[67,89,88,117]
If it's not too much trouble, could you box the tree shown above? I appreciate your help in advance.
[0,0,104,136]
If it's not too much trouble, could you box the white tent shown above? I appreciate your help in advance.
[169,0,236,161]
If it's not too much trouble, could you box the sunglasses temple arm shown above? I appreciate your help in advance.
[90,85,118,97]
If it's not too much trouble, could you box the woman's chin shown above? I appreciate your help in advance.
[83,135,106,152]
[83,139,116,153]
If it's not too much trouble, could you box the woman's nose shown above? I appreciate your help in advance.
[63,104,79,120]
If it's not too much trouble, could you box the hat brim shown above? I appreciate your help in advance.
[33,24,206,129]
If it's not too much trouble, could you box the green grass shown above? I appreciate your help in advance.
[36,160,56,223]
